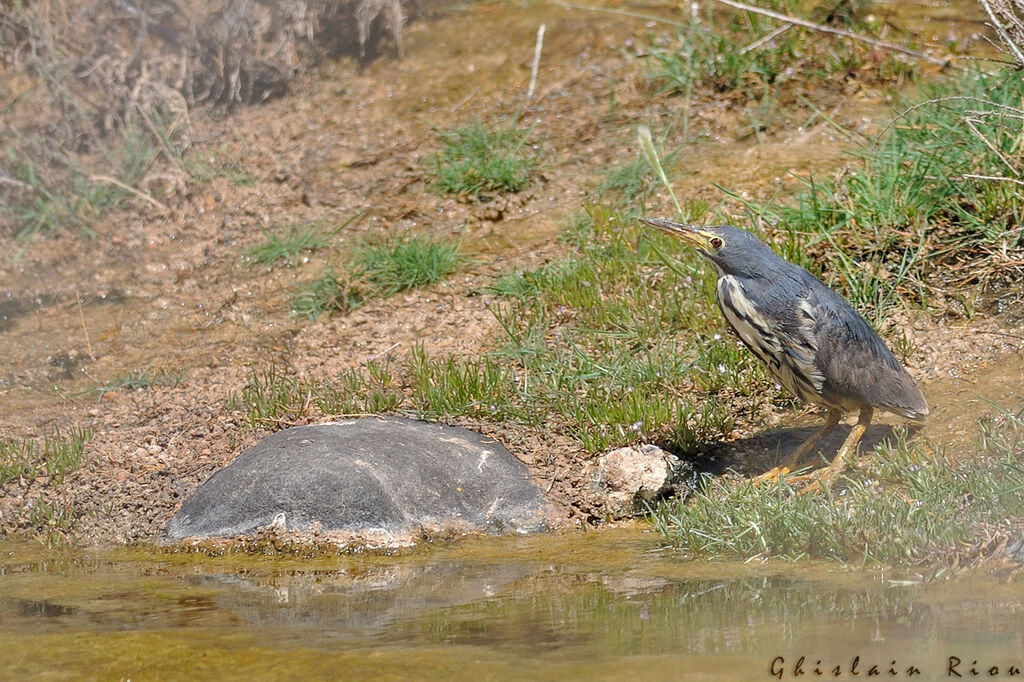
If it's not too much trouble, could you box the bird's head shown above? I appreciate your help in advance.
[639,217,777,277]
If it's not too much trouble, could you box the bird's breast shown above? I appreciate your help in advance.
[716,275,826,406]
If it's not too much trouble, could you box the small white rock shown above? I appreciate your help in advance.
[590,444,694,520]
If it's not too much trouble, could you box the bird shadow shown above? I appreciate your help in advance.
[695,423,901,478]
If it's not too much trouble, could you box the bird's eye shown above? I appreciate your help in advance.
[710,237,724,249]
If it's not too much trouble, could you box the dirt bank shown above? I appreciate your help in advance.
[1,0,1021,546]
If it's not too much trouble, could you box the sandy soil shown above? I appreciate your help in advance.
[0,0,1022,546]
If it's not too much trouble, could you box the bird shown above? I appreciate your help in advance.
[639,217,928,485]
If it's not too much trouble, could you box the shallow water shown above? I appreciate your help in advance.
[3,527,1023,680]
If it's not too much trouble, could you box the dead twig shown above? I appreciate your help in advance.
[0,171,34,192]
[709,0,953,67]
[526,23,546,101]
[554,1,688,29]
[978,0,1024,66]
[963,173,1024,186]
[448,87,479,113]
[963,116,1019,176]
[135,106,186,175]
[89,174,170,212]
[368,342,401,360]
[740,24,791,55]
[971,329,1024,342]
[74,287,96,364]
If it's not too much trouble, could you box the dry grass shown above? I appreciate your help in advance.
[978,0,1024,66]
[0,0,411,236]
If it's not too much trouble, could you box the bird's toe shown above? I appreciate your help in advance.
[751,466,791,486]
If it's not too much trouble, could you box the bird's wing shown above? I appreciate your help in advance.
[805,285,928,419]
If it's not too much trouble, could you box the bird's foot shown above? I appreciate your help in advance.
[750,464,830,493]
[782,471,823,493]
[751,466,790,486]
[752,466,820,488]
[792,463,851,495]
[794,477,825,496]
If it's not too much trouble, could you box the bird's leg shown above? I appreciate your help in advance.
[754,408,842,483]
[781,408,843,471]
[817,405,873,486]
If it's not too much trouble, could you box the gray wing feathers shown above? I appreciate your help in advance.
[808,287,928,420]
[731,270,928,421]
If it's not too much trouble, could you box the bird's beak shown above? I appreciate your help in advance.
[639,217,713,250]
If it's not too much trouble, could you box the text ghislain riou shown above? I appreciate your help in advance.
[770,656,1023,678]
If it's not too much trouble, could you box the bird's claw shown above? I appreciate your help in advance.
[794,478,825,495]
[752,466,825,492]
[752,466,791,485]
[792,466,848,495]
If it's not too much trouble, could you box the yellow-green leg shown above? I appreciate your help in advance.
[818,405,873,486]
[755,408,842,483]
[779,408,843,472]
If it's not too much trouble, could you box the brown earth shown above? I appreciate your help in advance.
[0,0,1022,547]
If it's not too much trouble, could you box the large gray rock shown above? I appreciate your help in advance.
[167,417,549,539]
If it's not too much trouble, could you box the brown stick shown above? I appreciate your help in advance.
[977,0,1024,66]
[136,105,187,175]
[74,287,96,364]
[527,24,546,100]
[554,1,688,29]
[709,0,953,67]
[963,173,1024,186]
[89,174,169,212]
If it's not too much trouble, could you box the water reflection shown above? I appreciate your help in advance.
[197,561,535,634]
[1,530,1022,679]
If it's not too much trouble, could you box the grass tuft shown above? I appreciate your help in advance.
[409,345,520,420]
[2,125,166,239]
[183,145,255,186]
[355,236,465,295]
[224,363,309,428]
[653,409,1024,564]
[0,428,93,486]
[27,499,78,547]
[645,0,911,104]
[291,268,365,320]
[94,367,182,395]
[247,222,338,266]
[735,68,1024,319]
[226,360,406,428]
[428,120,537,197]
[290,235,465,320]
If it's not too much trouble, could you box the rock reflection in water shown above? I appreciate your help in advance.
[2,530,1024,680]
[196,560,532,634]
